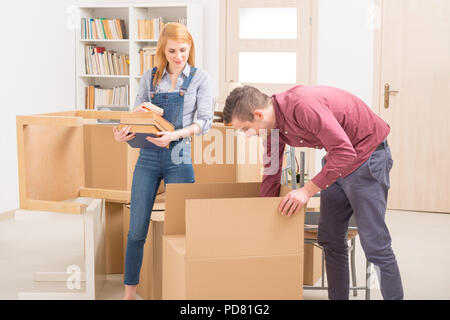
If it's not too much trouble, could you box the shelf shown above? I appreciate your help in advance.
[135,39,158,42]
[75,3,203,110]
[80,74,130,78]
[80,39,129,42]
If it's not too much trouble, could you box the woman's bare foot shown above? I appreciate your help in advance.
[123,284,138,300]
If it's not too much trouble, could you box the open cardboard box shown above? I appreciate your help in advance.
[162,182,305,300]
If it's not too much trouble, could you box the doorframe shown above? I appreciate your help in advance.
[218,0,319,180]
[372,0,383,116]
[219,0,319,95]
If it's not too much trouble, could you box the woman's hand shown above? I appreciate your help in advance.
[113,125,136,143]
[146,131,177,148]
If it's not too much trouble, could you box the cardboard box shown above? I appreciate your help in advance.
[191,123,264,183]
[162,182,304,300]
[123,203,165,300]
[105,202,125,274]
[303,243,323,285]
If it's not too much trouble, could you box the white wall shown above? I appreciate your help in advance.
[0,0,374,212]
[0,0,219,213]
[315,0,375,173]
[0,0,76,213]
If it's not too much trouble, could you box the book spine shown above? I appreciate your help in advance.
[120,20,127,39]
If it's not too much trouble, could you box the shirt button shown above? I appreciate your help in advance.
[300,140,303,143]
[339,173,342,177]
[326,185,329,188]
[285,131,288,135]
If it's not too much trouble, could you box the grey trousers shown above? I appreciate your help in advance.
[317,141,404,300]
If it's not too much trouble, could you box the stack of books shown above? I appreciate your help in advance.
[84,45,129,76]
[81,18,128,39]
[137,18,164,39]
[138,102,164,116]
[139,46,157,75]
[119,110,174,149]
[85,85,130,109]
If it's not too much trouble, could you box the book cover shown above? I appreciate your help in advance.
[108,19,118,39]
[98,18,107,39]
[115,19,123,39]
[102,18,111,39]
[120,19,128,39]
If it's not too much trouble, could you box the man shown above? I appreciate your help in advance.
[223,85,403,300]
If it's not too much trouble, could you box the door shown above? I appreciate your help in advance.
[374,0,450,213]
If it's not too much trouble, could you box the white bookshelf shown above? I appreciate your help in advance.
[75,3,203,110]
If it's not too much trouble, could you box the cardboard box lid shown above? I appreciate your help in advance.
[185,197,304,258]
[164,182,261,236]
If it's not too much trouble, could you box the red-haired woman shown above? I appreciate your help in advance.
[113,22,213,300]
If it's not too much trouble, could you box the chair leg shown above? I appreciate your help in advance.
[321,247,325,288]
[350,238,357,297]
[365,260,371,300]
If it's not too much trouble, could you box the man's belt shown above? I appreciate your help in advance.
[375,140,388,151]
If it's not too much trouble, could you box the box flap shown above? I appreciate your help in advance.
[164,182,261,235]
[185,197,304,258]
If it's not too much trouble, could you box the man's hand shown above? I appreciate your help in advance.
[279,188,311,217]
[278,181,321,217]
[146,131,177,148]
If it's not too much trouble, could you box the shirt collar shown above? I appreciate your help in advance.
[271,95,285,130]
[162,62,191,78]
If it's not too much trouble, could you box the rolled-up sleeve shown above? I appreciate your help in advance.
[134,70,151,107]
[193,71,213,135]
[294,97,357,189]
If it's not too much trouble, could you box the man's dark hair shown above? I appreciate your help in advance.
[223,86,270,124]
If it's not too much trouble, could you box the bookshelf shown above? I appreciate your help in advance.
[75,3,203,110]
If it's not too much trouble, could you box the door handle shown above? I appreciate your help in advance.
[384,83,399,109]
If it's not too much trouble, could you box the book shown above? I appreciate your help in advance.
[120,19,128,39]
[119,111,174,149]
[115,19,123,39]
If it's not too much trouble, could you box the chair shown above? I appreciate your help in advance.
[281,146,372,300]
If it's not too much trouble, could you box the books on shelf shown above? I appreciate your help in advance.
[139,46,157,75]
[84,45,129,76]
[137,18,165,39]
[85,85,130,109]
[81,18,128,39]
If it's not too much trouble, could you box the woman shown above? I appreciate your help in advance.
[113,22,213,300]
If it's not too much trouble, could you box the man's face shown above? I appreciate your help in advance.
[231,110,271,137]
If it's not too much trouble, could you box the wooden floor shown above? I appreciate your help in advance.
[0,208,449,300]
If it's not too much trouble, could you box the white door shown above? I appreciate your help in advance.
[375,0,450,213]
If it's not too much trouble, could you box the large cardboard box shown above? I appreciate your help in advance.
[303,243,323,285]
[191,123,264,183]
[162,182,304,300]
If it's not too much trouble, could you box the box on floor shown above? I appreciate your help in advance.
[162,182,304,300]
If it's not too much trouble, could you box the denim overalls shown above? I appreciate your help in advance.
[124,67,196,285]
